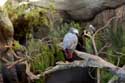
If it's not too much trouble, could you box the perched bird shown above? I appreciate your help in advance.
[63,28,79,62]
[88,24,96,34]
[84,24,96,38]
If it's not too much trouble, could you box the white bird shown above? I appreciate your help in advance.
[63,28,79,61]
[88,24,96,34]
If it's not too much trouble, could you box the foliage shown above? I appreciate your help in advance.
[12,40,26,51]
[105,24,125,66]
[99,23,125,83]
[101,70,113,83]
[5,1,51,40]
[2,1,125,83]
[27,39,55,83]
[49,22,81,41]
[2,2,58,79]
[84,22,125,83]
[85,37,94,54]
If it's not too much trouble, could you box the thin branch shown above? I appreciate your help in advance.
[91,16,121,83]
[116,56,120,66]
[93,16,121,38]
[6,58,25,69]
[98,43,111,54]
[88,68,97,80]
[114,51,125,56]
[91,37,98,55]
[25,61,41,80]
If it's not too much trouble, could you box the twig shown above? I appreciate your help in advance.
[114,51,125,56]
[93,16,121,38]
[116,56,120,66]
[98,43,111,54]
[91,15,121,83]
[6,58,25,69]
[25,61,41,80]
[88,68,97,80]
[91,37,98,55]
[10,48,22,59]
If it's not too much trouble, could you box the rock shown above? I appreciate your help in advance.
[29,0,125,21]
[46,67,96,83]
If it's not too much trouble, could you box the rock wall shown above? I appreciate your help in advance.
[91,5,125,27]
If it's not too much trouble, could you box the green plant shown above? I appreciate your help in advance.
[27,39,55,83]
[106,24,125,66]
[101,70,113,83]
[49,22,81,40]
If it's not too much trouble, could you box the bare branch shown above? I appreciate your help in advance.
[41,50,115,75]
[43,60,86,75]
[6,58,25,69]
[75,50,117,69]
[25,61,41,80]
[93,16,121,38]
[98,43,111,54]
[42,50,125,81]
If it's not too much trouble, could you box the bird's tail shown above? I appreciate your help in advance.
[64,49,73,59]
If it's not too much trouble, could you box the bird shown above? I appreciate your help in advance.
[88,24,96,34]
[84,24,96,38]
[63,28,79,62]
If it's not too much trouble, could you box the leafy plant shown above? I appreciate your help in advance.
[49,22,81,41]
[27,39,55,83]
[101,70,113,83]
[106,24,125,66]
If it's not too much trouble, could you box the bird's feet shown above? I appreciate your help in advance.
[56,61,72,64]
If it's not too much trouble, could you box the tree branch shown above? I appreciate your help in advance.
[93,16,121,38]
[41,50,125,81]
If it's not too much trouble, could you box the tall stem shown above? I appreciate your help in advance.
[91,37,100,83]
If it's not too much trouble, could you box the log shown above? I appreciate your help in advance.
[42,50,125,81]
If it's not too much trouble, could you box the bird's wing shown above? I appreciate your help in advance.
[63,33,78,50]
